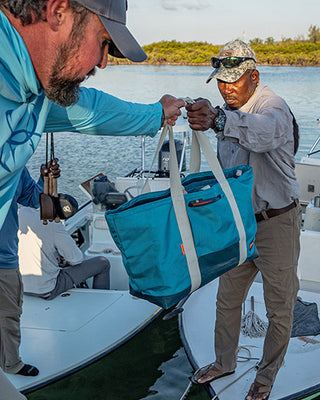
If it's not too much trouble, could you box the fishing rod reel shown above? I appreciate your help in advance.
[40,132,78,225]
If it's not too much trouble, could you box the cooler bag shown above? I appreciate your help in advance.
[106,126,257,309]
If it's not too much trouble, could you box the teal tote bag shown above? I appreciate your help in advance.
[106,126,257,309]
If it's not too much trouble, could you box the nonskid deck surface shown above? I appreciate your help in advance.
[180,280,320,400]
[8,289,160,393]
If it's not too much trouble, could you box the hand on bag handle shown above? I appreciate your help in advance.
[188,131,247,266]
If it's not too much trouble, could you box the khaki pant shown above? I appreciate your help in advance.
[214,204,302,386]
[0,268,24,374]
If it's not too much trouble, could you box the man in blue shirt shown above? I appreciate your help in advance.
[0,0,184,380]
[0,164,60,376]
[0,0,185,230]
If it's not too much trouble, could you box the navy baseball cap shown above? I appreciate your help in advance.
[76,0,147,62]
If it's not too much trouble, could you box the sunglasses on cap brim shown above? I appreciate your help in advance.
[211,56,256,69]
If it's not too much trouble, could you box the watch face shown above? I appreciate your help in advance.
[214,108,226,132]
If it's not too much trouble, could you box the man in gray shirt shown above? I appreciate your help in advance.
[19,207,110,300]
[186,40,301,400]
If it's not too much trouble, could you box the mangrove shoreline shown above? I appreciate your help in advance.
[109,40,320,67]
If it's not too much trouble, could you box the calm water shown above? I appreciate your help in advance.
[26,65,320,400]
[26,65,320,205]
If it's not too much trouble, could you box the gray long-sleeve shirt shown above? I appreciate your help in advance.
[217,82,300,213]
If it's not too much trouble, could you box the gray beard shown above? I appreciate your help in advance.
[45,66,97,107]
[45,75,83,107]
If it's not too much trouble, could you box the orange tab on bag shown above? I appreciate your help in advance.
[180,243,185,255]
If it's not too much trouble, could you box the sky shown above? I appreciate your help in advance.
[126,0,319,46]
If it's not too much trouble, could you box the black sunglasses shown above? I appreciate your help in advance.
[211,56,256,69]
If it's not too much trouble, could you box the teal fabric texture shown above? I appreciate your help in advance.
[106,165,258,309]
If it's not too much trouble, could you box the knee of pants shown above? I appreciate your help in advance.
[98,257,111,271]
[265,299,296,333]
[0,315,21,330]
[264,283,298,323]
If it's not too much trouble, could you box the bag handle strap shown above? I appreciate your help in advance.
[168,124,248,295]
[189,131,247,265]
[139,123,203,293]
[140,128,169,194]
[185,97,247,265]
[167,125,202,292]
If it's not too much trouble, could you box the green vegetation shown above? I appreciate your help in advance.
[308,24,320,43]
[109,25,320,66]
[249,41,320,65]
[142,40,220,64]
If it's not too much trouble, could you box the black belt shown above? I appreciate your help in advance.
[255,200,297,223]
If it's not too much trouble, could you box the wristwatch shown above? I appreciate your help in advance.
[213,106,226,133]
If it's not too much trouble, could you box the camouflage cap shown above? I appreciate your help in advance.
[206,39,256,84]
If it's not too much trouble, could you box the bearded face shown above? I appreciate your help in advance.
[45,13,96,107]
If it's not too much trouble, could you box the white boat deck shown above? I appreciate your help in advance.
[7,289,161,393]
[180,279,320,400]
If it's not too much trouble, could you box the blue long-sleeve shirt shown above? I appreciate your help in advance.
[0,168,43,269]
[0,10,162,229]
